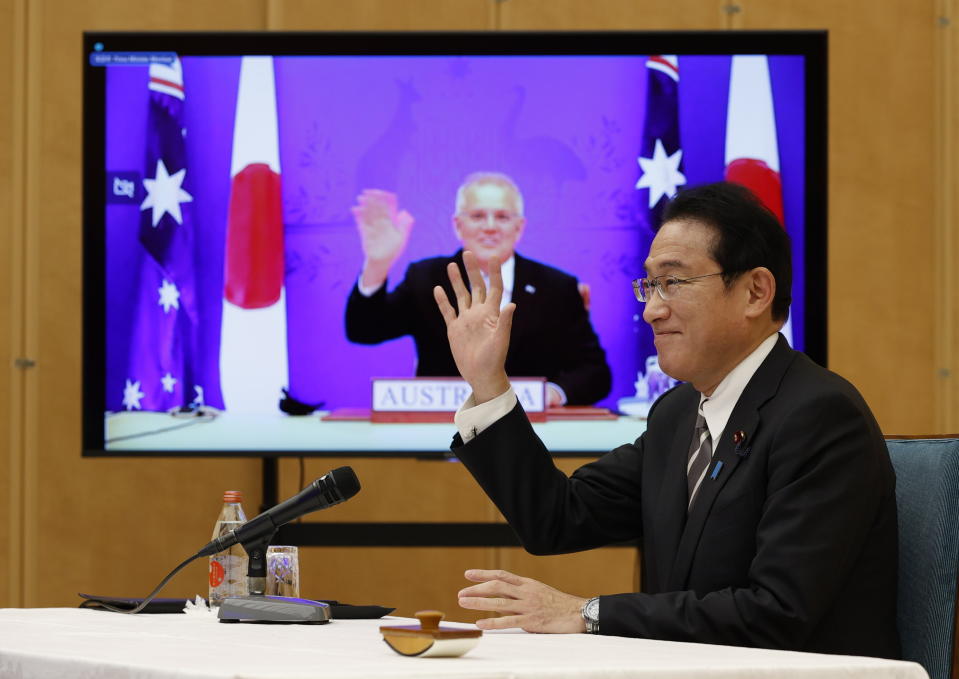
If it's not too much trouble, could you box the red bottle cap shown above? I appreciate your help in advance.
[223,490,243,503]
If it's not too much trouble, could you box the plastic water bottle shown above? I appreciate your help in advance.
[208,490,249,607]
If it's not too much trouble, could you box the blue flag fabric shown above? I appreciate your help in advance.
[636,55,686,233]
[122,59,200,412]
[627,55,684,408]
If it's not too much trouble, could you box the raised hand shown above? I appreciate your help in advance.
[433,251,514,404]
[351,189,414,290]
[457,568,587,633]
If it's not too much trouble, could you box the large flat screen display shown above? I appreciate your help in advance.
[83,31,827,456]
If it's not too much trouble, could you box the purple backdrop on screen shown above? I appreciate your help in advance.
[105,54,806,413]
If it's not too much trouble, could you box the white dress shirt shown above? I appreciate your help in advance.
[698,332,779,446]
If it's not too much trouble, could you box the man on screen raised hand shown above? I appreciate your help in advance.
[435,182,900,658]
[345,172,611,407]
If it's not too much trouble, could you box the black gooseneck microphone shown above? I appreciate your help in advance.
[94,467,360,617]
[198,466,361,558]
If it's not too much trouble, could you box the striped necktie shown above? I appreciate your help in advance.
[687,404,712,511]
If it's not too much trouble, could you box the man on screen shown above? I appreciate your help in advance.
[435,182,900,657]
[345,171,611,406]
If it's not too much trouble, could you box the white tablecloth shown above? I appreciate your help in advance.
[0,608,929,679]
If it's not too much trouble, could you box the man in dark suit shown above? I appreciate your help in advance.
[434,182,900,658]
[345,172,611,406]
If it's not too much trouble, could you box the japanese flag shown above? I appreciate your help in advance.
[724,55,793,345]
[219,56,288,413]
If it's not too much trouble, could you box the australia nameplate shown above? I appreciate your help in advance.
[370,378,546,423]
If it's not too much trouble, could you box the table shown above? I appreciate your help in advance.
[0,608,929,679]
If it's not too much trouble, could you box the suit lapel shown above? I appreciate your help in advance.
[507,253,533,340]
[666,335,797,591]
[650,394,698,591]
[666,408,760,590]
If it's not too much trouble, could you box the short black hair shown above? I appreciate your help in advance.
[659,182,792,321]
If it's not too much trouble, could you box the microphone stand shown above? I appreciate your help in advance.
[216,532,331,624]
[245,536,269,596]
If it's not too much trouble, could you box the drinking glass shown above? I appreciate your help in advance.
[265,545,300,598]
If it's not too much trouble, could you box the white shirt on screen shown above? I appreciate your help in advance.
[358,255,515,310]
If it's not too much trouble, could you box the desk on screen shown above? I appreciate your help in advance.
[104,410,647,455]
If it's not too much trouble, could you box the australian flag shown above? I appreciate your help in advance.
[635,55,686,232]
[121,57,200,412]
[626,55,684,406]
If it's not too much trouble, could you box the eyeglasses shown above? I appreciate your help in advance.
[632,272,724,302]
[460,210,519,227]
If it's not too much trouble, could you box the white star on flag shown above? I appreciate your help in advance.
[161,372,178,393]
[193,385,205,406]
[122,379,145,410]
[157,279,180,313]
[636,138,686,208]
[140,158,193,227]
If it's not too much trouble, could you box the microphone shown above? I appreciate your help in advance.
[197,466,360,557]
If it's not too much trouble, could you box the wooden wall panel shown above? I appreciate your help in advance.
[278,458,500,522]
[22,0,269,607]
[498,547,639,600]
[42,0,269,30]
[267,0,495,30]
[732,0,939,434]
[497,0,725,30]
[1,0,24,610]
[300,546,496,620]
[935,0,958,433]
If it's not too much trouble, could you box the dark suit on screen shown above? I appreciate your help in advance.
[345,250,612,405]
[453,335,900,658]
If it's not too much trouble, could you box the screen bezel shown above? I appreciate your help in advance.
[82,30,827,458]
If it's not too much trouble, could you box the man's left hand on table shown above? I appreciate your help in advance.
[457,568,587,633]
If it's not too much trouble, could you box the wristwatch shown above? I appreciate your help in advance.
[581,596,600,634]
